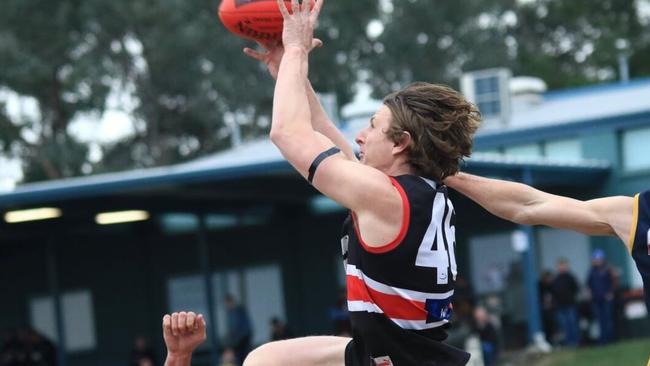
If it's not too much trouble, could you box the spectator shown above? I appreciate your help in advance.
[473,306,499,366]
[502,261,527,348]
[224,294,252,365]
[454,275,476,326]
[587,249,615,344]
[538,270,556,344]
[0,327,57,366]
[218,347,237,366]
[138,357,154,366]
[611,267,625,340]
[269,317,292,342]
[130,335,157,366]
[551,258,581,347]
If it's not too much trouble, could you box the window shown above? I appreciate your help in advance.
[167,264,286,346]
[545,139,582,161]
[622,126,650,171]
[503,143,542,158]
[537,228,590,283]
[469,233,519,295]
[30,290,97,352]
[474,76,501,118]
[160,213,268,234]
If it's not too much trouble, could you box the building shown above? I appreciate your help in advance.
[0,76,648,365]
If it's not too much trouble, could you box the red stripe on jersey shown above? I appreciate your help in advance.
[352,176,411,254]
[347,274,374,303]
[347,275,426,320]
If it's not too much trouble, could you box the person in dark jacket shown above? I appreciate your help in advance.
[130,336,157,366]
[538,270,556,344]
[269,317,293,342]
[473,307,499,366]
[587,249,615,344]
[225,294,252,365]
[551,258,581,347]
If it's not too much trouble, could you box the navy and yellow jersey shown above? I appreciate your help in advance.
[628,190,650,311]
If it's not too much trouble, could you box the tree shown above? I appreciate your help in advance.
[0,0,111,181]
[362,0,650,95]
[0,0,380,182]
[362,0,517,96]
[513,0,647,89]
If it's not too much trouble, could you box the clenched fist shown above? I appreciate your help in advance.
[162,312,207,366]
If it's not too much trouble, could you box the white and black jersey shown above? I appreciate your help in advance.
[341,174,469,366]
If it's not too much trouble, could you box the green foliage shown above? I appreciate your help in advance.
[513,0,645,89]
[0,0,379,182]
[364,0,649,94]
[0,0,114,181]
[364,0,518,95]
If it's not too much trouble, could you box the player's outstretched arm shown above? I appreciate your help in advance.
[270,0,403,240]
[163,312,207,366]
[445,172,633,241]
[243,40,356,161]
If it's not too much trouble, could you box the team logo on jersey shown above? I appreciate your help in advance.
[371,356,394,366]
[425,298,453,323]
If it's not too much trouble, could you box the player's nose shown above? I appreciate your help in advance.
[355,131,365,146]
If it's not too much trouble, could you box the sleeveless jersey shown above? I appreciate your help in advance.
[629,190,650,311]
[341,175,469,366]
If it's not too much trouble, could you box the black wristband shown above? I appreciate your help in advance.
[307,147,341,184]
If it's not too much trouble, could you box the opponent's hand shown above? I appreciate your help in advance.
[243,39,322,79]
[276,0,324,52]
[162,312,206,358]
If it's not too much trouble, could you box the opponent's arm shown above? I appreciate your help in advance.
[163,312,207,366]
[445,172,634,241]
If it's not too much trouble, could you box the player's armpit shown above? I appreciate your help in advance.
[584,196,635,244]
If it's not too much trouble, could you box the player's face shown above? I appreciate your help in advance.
[355,105,396,170]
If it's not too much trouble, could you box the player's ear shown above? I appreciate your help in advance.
[392,130,411,155]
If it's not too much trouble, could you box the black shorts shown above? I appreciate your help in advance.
[344,335,470,366]
[344,340,361,366]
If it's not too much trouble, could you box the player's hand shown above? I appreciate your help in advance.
[276,0,324,53]
[243,39,322,79]
[162,312,206,358]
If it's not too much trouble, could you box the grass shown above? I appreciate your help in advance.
[531,338,650,366]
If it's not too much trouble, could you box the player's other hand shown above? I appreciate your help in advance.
[243,39,322,80]
[162,312,207,358]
